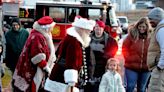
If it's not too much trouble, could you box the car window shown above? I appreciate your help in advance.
[118,18,127,23]
[88,9,101,20]
[49,7,65,23]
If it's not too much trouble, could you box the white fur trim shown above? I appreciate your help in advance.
[32,22,57,92]
[72,17,96,30]
[31,53,46,65]
[31,32,56,91]
[33,21,56,32]
[33,22,45,32]
[44,78,79,92]
[33,21,56,70]
[13,69,29,91]
[67,27,85,46]
[33,67,44,92]
[40,22,56,31]
[43,65,51,74]
[64,69,78,83]
[50,22,56,28]
[67,27,91,48]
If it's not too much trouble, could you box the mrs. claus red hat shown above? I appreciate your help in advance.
[37,16,56,29]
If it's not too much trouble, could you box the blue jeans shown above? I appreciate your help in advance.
[125,68,151,92]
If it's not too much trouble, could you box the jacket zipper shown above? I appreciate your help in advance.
[140,39,145,69]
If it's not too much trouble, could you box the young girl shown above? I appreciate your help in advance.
[99,58,125,92]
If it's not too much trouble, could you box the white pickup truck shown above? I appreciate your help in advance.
[117,16,129,34]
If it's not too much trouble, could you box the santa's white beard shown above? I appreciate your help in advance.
[81,33,91,48]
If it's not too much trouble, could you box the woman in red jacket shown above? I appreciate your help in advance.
[122,17,152,92]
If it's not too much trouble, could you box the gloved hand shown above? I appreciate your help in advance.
[43,65,51,75]
[89,78,95,85]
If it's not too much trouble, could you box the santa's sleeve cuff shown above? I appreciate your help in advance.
[38,60,47,68]
[31,53,46,65]
[64,69,78,83]
[44,78,79,92]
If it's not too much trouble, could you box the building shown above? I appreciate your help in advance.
[134,0,164,9]
[111,0,135,12]
[156,0,164,9]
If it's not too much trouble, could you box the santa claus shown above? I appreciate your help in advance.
[12,16,56,92]
[44,16,96,92]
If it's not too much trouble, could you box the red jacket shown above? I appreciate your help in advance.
[12,30,53,92]
[105,25,118,38]
[122,33,150,71]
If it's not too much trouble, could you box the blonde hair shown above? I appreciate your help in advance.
[105,58,119,72]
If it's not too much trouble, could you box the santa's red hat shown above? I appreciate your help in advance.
[33,16,56,31]
[96,20,105,29]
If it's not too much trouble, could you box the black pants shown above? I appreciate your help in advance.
[84,82,100,92]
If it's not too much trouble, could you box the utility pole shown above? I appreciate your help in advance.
[101,0,109,23]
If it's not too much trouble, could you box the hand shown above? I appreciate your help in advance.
[89,78,95,85]
[43,65,51,76]
[1,72,4,78]
[157,66,163,71]
[1,65,5,78]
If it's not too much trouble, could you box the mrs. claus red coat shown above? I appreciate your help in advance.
[12,29,56,92]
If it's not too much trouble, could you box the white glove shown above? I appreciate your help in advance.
[43,65,51,75]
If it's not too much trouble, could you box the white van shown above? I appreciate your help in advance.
[117,16,129,33]
[135,1,155,9]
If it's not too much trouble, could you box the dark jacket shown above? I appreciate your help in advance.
[90,32,118,78]
[5,28,29,72]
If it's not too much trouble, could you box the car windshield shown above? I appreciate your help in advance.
[118,18,127,23]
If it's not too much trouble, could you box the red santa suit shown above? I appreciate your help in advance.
[12,16,56,92]
[44,16,96,92]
